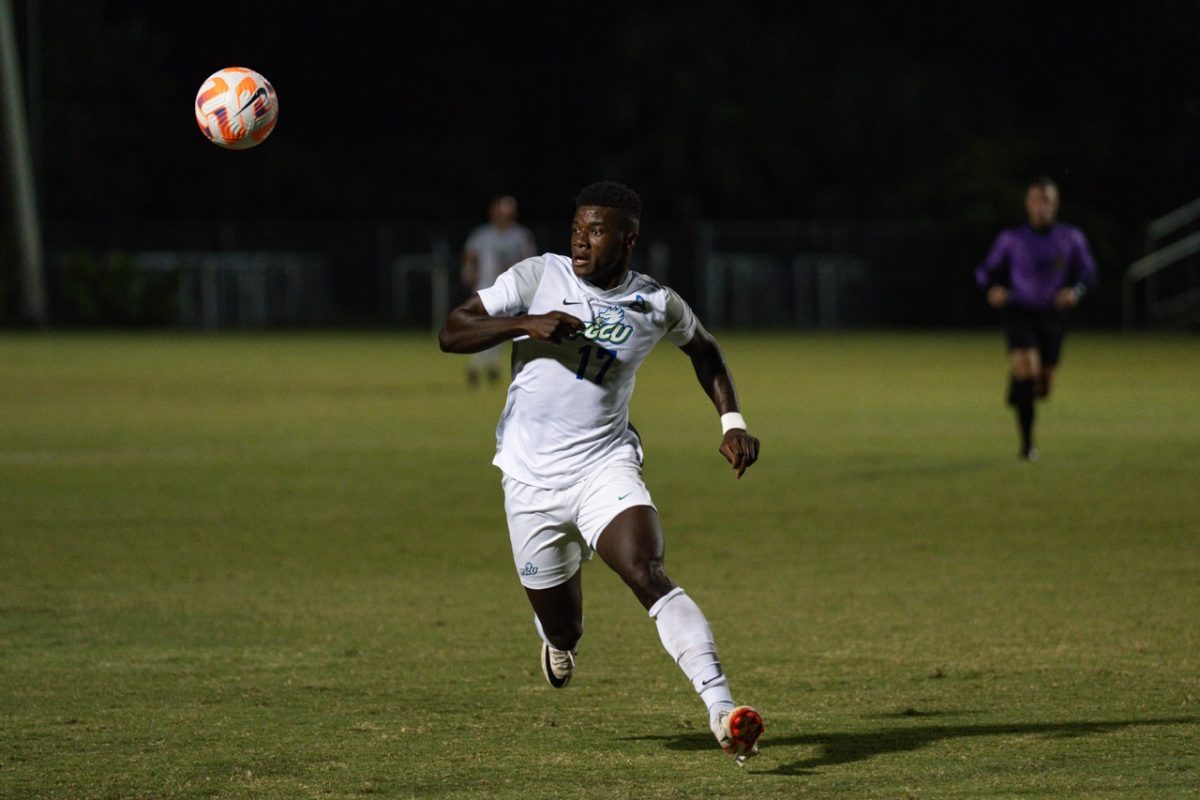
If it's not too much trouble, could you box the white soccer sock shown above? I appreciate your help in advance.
[533,613,578,651]
[648,587,735,725]
[533,613,552,647]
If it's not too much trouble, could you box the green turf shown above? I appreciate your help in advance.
[1,331,1197,799]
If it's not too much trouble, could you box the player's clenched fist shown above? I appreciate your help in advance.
[522,311,585,343]
[719,430,760,479]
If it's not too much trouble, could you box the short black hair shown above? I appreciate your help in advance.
[1030,176,1058,192]
[575,181,642,226]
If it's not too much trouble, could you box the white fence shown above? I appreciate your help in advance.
[41,219,937,329]
[136,251,330,329]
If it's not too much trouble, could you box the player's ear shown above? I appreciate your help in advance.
[624,230,639,251]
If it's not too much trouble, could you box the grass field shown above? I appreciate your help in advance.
[1,331,1198,799]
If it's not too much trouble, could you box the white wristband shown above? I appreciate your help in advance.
[720,412,747,434]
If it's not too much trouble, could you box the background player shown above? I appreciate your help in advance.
[460,195,538,386]
[975,177,1098,460]
[438,181,764,764]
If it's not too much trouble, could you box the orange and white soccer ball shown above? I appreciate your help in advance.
[194,67,278,150]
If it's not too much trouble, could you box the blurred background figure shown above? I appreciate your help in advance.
[461,195,538,386]
[975,178,1098,461]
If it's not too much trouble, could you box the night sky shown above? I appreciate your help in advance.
[16,1,1198,221]
[6,0,1200,323]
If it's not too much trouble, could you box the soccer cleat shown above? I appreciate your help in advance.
[540,642,576,688]
[1020,446,1039,462]
[715,705,764,766]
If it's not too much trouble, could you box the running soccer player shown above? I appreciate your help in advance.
[438,181,764,764]
[975,177,1098,460]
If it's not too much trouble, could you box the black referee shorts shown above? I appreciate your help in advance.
[1004,306,1066,366]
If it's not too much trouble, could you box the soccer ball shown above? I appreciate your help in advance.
[194,67,278,150]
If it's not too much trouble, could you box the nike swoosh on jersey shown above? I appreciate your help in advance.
[562,298,582,305]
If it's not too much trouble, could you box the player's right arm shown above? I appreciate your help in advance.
[976,232,1012,308]
[438,294,583,353]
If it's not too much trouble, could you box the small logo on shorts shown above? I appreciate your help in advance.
[521,562,539,576]
[618,492,632,501]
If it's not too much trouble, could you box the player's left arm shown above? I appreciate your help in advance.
[680,326,760,479]
[1055,228,1100,309]
[461,248,479,290]
[461,228,482,290]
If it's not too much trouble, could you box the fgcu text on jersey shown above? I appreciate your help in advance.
[580,305,632,344]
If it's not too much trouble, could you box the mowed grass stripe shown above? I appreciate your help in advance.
[1,331,1197,799]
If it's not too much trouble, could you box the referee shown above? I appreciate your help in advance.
[975,177,1098,461]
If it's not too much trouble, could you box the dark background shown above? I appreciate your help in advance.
[4,0,1200,326]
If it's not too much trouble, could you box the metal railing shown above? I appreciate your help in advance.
[1124,197,1200,328]
[137,251,330,329]
[36,218,949,329]
[387,240,452,333]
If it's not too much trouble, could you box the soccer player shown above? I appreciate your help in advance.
[438,181,764,764]
[975,177,1098,460]
[460,195,538,387]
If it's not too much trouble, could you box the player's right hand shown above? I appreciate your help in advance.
[986,285,1009,309]
[719,429,760,479]
[522,311,585,343]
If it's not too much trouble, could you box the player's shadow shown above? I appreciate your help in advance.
[623,715,1198,776]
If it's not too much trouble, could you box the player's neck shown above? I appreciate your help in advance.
[584,269,629,291]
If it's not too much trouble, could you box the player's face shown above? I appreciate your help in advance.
[490,196,518,227]
[570,206,638,289]
[1025,185,1059,231]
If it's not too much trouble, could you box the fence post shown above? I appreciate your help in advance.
[0,1,46,324]
[201,258,219,330]
[648,240,669,285]
[377,224,393,321]
[697,222,721,327]
[817,258,839,329]
[1122,275,1135,330]
[431,237,450,334]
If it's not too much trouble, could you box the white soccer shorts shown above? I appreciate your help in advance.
[501,459,656,590]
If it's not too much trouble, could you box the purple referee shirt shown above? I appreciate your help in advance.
[975,223,1099,311]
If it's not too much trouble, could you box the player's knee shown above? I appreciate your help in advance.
[623,557,675,605]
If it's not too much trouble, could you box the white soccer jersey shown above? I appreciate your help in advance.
[464,223,538,288]
[476,254,699,489]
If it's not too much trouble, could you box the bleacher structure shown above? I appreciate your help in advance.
[1124,196,1200,328]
